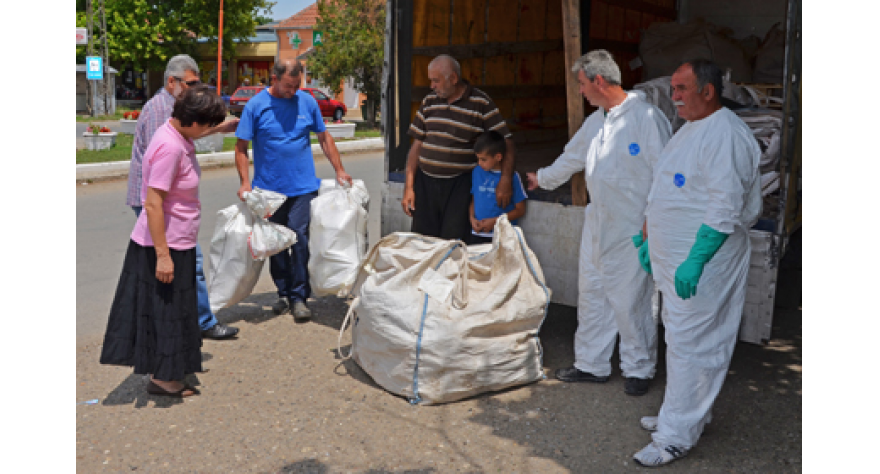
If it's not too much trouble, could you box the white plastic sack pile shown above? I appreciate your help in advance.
[308,179,370,297]
[339,215,551,405]
[207,188,297,312]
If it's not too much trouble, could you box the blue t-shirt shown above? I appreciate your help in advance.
[471,167,528,227]
[235,89,327,197]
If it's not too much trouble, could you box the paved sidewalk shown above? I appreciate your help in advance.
[76,137,385,182]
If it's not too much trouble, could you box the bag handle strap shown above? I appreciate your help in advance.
[448,240,469,309]
[336,297,359,361]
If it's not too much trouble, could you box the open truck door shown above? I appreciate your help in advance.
[381,0,801,345]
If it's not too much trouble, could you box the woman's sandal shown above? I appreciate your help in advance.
[146,380,200,398]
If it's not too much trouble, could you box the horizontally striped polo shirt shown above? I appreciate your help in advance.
[408,81,511,178]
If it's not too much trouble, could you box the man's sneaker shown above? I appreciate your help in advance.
[271,298,289,315]
[292,299,312,321]
[640,416,659,432]
[554,366,610,383]
[202,323,240,340]
[624,377,651,396]
[633,442,689,467]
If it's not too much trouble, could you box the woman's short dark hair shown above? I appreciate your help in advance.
[172,85,228,127]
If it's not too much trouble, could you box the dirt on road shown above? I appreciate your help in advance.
[77,258,801,474]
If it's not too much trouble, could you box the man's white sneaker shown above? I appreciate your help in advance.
[640,416,659,431]
[633,442,689,467]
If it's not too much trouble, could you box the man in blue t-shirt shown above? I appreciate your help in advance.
[234,60,352,321]
[469,131,527,244]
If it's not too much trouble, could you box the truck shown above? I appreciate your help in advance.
[379,0,802,345]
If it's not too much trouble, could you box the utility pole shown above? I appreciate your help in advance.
[86,0,94,116]
[217,0,224,96]
[101,0,110,115]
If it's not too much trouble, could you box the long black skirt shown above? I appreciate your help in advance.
[100,240,203,380]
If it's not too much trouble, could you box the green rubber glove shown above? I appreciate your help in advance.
[632,232,645,249]
[674,224,729,300]
[637,236,652,275]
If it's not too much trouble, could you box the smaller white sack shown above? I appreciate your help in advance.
[245,191,298,261]
[208,188,296,312]
[308,179,370,297]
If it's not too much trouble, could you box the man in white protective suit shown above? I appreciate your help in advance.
[632,59,762,467]
[525,50,672,397]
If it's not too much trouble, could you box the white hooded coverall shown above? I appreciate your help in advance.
[537,93,672,379]
[645,107,761,448]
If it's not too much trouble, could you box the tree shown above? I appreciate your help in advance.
[76,0,276,72]
[309,0,385,128]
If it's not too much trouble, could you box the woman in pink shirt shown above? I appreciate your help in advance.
[101,86,227,398]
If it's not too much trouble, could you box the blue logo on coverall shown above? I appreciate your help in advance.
[674,173,686,187]
[629,143,640,155]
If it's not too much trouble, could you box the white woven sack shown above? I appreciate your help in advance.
[308,180,370,297]
[338,215,551,405]
[208,188,295,312]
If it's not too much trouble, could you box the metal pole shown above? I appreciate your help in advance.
[217,0,224,96]
[86,0,94,117]
[101,0,110,115]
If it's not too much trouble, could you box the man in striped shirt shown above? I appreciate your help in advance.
[402,55,516,241]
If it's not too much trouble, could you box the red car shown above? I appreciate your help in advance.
[301,87,347,121]
[228,86,266,117]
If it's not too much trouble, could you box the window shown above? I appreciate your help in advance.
[233,88,257,98]
[311,90,328,100]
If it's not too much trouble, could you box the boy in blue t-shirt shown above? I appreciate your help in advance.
[469,131,528,244]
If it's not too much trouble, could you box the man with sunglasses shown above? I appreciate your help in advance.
[126,54,241,341]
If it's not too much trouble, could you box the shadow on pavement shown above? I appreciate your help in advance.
[278,459,437,474]
[101,372,203,409]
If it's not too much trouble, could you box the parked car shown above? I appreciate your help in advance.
[302,87,347,121]
[205,86,231,106]
[228,86,266,117]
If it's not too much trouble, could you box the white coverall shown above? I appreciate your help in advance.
[537,93,672,379]
[645,107,761,449]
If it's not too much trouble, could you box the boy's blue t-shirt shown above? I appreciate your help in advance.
[235,89,327,197]
[471,167,528,225]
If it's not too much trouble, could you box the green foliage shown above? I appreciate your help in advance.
[309,0,385,127]
[76,0,276,71]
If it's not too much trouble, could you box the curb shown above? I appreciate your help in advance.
[76,137,385,182]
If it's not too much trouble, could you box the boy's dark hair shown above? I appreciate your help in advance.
[473,130,507,157]
[172,85,228,127]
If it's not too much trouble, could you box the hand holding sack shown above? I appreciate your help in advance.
[207,188,297,312]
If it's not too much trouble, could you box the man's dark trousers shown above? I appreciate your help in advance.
[411,168,473,242]
[268,191,318,303]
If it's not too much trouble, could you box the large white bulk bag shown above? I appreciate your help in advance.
[338,215,551,405]
[308,179,370,297]
[207,188,296,312]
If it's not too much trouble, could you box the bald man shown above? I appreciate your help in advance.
[402,55,516,241]
[234,60,352,321]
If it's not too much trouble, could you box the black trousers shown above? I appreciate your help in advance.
[411,168,473,242]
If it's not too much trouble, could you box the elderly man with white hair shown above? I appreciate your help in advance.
[401,54,516,242]
[526,49,672,397]
[126,54,241,340]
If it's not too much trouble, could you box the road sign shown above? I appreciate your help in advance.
[76,28,88,45]
[313,30,324,46]
[86,56,103,80]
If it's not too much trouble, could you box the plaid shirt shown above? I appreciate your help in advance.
[126,88,176,206]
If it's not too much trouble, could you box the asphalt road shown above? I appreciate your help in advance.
[76,150,384,340]
[76,152,802,472]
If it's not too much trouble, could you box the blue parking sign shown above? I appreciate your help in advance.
[86,56,103,80]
